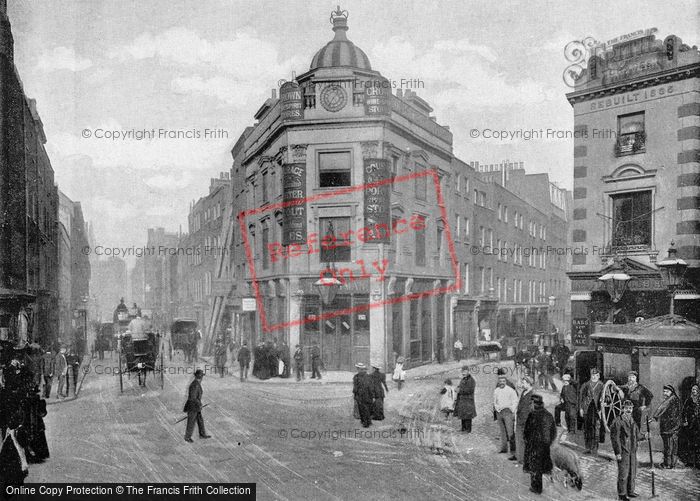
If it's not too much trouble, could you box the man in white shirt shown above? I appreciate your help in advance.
[493,374,519,459]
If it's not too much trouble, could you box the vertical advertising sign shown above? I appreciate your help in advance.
[572,317,590,346]
[280,81,304,120]
[364,78,390,116]
[363,158,391,243]
[282,162,306,245]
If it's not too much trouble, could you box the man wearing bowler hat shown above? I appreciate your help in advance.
[614,370,653,429]
[611,400,645,501]
[579,367,604,454]
[183,369,211,442]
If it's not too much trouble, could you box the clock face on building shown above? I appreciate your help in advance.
[320,84,347,112]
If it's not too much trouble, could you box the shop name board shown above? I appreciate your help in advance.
[364,80,390,116]
[242,298,257,311]
[571,276,664,292]
[300,277,370,295]
[589,84,674,111]
[280,81,304,120]
[603,54,664,85]
[363,159,391,243]
[572,318,590,346]
[282,162,307,245]
[602,28,657,48]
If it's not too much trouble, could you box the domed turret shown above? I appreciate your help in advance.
[310,6,371,71]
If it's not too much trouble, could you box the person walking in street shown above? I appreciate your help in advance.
[183,369,211,442]
[535,347,552,390]
[515,375,534,464]
[552,340,571,378]
[653,384,682,469]
[40,350,54,400]
[293,344,305,381]
[370,365,388,421]
[69,350,80,396]
[353,363,374,428]
[680,383,700,468]
[310,342,322,379]
[279,341,291,378]
[440,379,456,421]
[455,366,476,432]
[237,342,250,382]
[0,410,29,491]
[523,394,557,495]
[453,339,463,362]
[54,348,67,399]
[614,371,653,429]
[493,373,518,460]
[610,400,644,501]
[579,367,604,454]
[555,373,578,434]
[214,338,227,378]
[392,357,406,390]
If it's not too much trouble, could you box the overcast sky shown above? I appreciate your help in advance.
[8,0,699,260]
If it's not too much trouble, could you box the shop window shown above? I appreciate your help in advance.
[616,112,645,155]
[319,151,351,187]
[319,216,351,262]
[611,190,652,248]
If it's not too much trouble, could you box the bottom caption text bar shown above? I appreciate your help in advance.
[5,483,255,500]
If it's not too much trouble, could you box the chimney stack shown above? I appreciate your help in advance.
[271,89,277,99]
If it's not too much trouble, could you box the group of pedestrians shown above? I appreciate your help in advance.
[0,341,51,490]
[352,363,389,427]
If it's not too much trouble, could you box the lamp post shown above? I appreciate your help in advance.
[598,257,633,322]
[657,242,687,316]
[314,221,341,305]
[547,295,556,333]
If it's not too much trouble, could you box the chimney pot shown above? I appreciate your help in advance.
[271,89,277,99]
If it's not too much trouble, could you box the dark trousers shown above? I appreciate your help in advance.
[43,376,52,399]
[239,361,249,381]
[497,409,516,452]
[584,406,600,452]
[217,364,225,377]
[530,472,543,494]
[662,433,678,468]
[311,358,322,379]
[555,403,577,434]
[185,411,206,439]
[461,418,472,432]
[453,349,461,362]
[617,452,637,497]
[296,364,304,381]
[356,398,372,427]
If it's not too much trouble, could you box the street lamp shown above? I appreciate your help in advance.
[314,221,341,305]
[598,258,633,304]
[657,241,687,316]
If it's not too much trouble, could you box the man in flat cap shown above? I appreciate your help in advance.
[611,400,645,501]
[523,394,557,495]
[653,384,682,468]
[579,367,604,454]
[555,373,578,434]
[353,363,374,428]
[614,371,653,429]
[183,369,211,442]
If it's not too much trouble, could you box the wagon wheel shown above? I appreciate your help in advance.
[118,350,124,393]
[600,379,623,432]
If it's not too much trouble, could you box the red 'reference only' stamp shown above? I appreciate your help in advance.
[238,168,460,333]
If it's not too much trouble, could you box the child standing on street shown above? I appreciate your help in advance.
[392,357,406,390]
[440,379,456,420]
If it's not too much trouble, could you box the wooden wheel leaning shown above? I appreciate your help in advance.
[600,379,623,432]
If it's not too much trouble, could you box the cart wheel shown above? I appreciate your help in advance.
[118,351,124,393]
[600,379,623,432]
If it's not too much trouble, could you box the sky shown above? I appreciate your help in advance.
[8,0,699,262]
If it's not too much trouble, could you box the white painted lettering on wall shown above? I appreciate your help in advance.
[589,85,674,111]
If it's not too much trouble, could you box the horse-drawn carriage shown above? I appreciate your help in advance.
[113,300,164,392]
[169,319,198,363]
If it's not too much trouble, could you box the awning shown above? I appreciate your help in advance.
[570,293,591,301]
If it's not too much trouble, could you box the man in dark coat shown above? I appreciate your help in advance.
[293,345,304,381]
[213,338,227,378]
[611,400,644,501]
[183,369,211,442]
[516,375,534,464]
[653,384,682,469]
[353,363,374,427]
[579,367,604,454]
[237,342,250,382]
[555,373,578,434]
[615,371,653,429]
[24,386,49,463]
[279,341,291,378]
[523,394,557,495]
[552,340,571,378]
[0,410,28,491]
[310,342,322,379]
[370,365,389,420]
[455,366,477,432]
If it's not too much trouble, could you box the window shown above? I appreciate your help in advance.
[502,240,507,262]
[487,229,493,249]
[497,203,502,221]
[319,151,351,187]
[496,239,501,260]
[261,170,269,203]
[414,215,426,266]
[415,169,427,201]
[503,206,508,223]
[319,217,352,262]
[456,217,461,240]
[616,112,645,155]
[464,217,470,239]
[463,263,470,294]
[479,226,485,246]
[480,267,485,294]
[436,225,443,260]
[611,190,652,247]
[262,221,270,269]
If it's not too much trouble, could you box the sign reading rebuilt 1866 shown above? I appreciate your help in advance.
[282,162,306,245]
[363,158,391,243]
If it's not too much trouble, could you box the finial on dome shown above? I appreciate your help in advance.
[330,6,349,40]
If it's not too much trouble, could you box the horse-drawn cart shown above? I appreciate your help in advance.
[170,319,198,363]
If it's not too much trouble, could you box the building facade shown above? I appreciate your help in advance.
[91,257,127,322]
[566,30,700,346]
